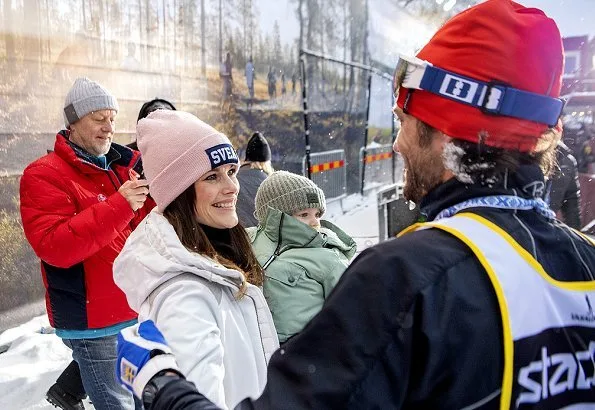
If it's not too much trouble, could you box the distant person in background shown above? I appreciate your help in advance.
[281,72,287,98]
[20,77,153,409]
[580,134,595,174]
[578,134,595,230]
[562,121,593,173]
[291,71,297,95]
[128,98,177,151]
[251,171,356,343]
[267,67,276,99]
[236,132,274,227]
[367,132,383,148]
[245,56,255,110]
[220,52,233,111]
[120,42,141,72]
[546,141,581,229]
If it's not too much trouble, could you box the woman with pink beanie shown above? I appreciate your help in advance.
[113,110,278,410]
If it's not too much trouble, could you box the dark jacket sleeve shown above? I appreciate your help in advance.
[151,379,224,410]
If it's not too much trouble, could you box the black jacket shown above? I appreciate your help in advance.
[548,142,581,229]
[150,165,595,410]
[236,165,267,227]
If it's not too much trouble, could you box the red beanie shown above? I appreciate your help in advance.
[396,0,563,152]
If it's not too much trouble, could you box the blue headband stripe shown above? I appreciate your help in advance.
[416,65,564,127]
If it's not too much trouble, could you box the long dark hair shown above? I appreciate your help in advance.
[163,184,264,294]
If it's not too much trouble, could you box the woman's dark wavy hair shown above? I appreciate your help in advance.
[163,184,264,295]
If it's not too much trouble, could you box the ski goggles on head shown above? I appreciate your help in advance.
[392,54,565,127]
[392,55,429,99]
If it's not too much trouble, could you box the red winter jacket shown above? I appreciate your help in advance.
[20,132,155,330]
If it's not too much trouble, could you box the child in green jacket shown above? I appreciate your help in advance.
[252,171,356,343]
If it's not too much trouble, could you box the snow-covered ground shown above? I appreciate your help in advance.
[0,316,77,409]
[0,192,380,410]
[326,192,380,255]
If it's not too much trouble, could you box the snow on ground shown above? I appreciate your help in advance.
[0,192,380,409]
[326,193,380,255]
[0,316,76,409]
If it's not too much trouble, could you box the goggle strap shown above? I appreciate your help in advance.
[397,59,564,127]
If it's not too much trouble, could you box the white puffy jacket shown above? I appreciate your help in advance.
[114,209,279,409]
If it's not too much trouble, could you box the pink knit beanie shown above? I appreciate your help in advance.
[137,110,239,212]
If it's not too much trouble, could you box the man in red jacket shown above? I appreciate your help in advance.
[20,77,154,409]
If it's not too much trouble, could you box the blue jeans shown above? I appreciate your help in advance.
[63,335,138,409]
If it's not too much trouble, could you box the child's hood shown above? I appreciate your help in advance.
[256,207,356,258]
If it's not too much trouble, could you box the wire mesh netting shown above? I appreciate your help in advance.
[301,52,397,194]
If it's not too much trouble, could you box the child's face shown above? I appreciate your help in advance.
[292,207,322,231]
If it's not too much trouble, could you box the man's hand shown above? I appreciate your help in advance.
[118,179,149,211]
[117,320,182,399]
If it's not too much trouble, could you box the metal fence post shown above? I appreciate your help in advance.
[300,51,312,180]
[360,73,373,196]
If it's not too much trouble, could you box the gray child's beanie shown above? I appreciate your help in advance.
[254,171,326,223]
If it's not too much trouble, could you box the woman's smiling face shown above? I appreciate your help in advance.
[193,163,240,229]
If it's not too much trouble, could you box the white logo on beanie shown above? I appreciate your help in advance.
[206,143,238,168]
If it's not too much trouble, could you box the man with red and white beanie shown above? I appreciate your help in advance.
[116,1,595,409]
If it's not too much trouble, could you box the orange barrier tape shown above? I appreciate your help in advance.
[310,159,345,174]
[364,152,393,164]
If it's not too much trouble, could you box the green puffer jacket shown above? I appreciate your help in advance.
[250,208,356,342]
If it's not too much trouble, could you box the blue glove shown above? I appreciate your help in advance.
[117,320,182,399]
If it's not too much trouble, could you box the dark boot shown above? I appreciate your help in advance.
[46,383,85,410]
[55,361,87,401]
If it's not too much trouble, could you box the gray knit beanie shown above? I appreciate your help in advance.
[63,77,119,127]
[254,171,326,223]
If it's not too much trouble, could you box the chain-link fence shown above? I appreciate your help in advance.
[302,149,347,201]
[300,49,396,194]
